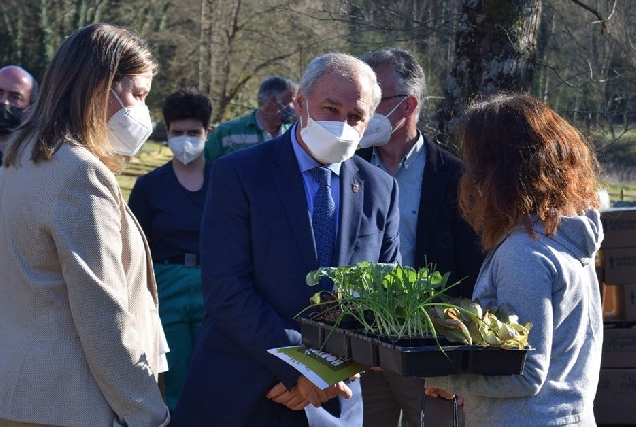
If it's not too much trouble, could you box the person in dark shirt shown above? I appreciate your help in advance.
[128,87,213,414]
[358,47,484,427]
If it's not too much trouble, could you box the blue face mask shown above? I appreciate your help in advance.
[277,104,298,124]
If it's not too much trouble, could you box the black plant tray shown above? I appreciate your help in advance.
[463,346,528,376]
[300,318,325,349]
[349,332,380,366]
[375,339,466,377]
[300,318,353,359]
[324,326,351,359]
[298,317,529,377]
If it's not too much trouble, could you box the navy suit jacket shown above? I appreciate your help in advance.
[172,130,400,426]
[358,135,484,298]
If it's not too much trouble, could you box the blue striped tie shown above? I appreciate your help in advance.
[310,167,336,287]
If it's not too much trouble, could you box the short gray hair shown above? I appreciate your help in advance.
[257,76,298,106]
[360,47,426,117]
[300,53,382,116]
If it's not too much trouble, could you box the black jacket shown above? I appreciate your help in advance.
[357,134,484,298]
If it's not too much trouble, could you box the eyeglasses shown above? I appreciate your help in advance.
[380,94,407,101]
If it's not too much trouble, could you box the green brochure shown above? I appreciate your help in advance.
[267,346,367,389]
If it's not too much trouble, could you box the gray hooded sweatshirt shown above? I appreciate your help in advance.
[427,209,604,426]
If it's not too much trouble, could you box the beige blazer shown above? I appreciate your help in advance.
[0,141,169,427]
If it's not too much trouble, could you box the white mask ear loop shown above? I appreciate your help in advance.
[386,96,408,134]
[110,89,125,108]
[386,96,407,119]
[300,99,311,129]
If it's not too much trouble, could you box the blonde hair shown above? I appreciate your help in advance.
[3,23,158,172]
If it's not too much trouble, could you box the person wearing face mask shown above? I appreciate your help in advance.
[0,65,38,165]
[0,24,170,427]
[171,52,400,427]
[128,87,213,415]
[204,75,298,162]
[357,47,484,427]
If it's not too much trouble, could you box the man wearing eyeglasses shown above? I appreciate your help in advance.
[358,48,484,427]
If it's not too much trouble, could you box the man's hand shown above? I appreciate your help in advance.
[266,382,310,410]
[296,376,354,407]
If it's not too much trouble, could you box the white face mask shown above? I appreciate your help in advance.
[107,90,153,156]
[300,101,362,164]
[168,134,205,165]
[359,96,407,148]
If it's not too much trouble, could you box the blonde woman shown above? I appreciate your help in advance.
[0,24,169,426]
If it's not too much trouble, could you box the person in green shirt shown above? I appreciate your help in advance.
[204,76,298,162]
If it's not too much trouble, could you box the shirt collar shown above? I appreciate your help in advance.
[371,131,425,171]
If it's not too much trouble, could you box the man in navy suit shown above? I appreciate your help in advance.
[357,47,484,427]
[172,52,400,426]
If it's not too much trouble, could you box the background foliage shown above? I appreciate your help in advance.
[2,0,636,180]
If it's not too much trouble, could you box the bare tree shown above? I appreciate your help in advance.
[2,0,636,146]
[435,0,542,147]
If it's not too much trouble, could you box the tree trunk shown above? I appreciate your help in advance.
[436,0,542,147]
[198,0,207,91]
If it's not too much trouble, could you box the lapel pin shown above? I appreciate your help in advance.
[352,183,360,193]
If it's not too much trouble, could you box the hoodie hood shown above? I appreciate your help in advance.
[532,209,604,267]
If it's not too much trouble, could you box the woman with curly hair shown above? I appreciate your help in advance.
[426,93,603,427]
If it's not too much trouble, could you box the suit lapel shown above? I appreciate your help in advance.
[415,137,449,268]
[268,133,318,272]
[335,160,363,266]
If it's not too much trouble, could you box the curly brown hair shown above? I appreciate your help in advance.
[457,93,600,250]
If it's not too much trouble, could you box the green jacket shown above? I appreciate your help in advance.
[204,110,292,162]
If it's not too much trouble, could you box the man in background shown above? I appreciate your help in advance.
[204,76,298,162]
[358,47,484,427]
[172,52,399,427]
[0,65,38,163]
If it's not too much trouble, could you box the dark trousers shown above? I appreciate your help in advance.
[361,370,462,427]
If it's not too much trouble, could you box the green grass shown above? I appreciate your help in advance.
[603,182,636,204]
[595,128,636,201]
[116,139,173,202]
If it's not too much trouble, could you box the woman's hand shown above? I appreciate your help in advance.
[424,384,464,406]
